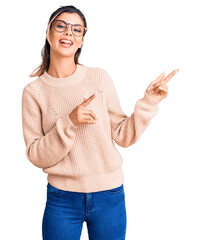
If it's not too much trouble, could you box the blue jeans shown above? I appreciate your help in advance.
[42,182,127,240]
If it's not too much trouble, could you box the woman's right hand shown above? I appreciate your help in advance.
[68,93,98,127]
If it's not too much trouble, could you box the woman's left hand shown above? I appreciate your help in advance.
[146,69,180,102]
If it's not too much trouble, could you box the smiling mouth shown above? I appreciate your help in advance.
[59,40,73,48]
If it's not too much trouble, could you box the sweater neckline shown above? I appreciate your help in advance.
[39,64,86,87]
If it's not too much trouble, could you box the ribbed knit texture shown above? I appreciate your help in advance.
[21,64,161,193]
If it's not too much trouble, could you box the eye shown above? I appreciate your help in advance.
[73,25,83,34]
[57,24,65,29]
[74,28,81,32]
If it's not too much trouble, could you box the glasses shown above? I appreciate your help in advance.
[52,20,87,37]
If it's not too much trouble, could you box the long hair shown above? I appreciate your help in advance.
[29,5,87,77]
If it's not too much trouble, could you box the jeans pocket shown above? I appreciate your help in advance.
[106,184,124,194]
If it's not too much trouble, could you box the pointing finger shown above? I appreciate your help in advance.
[82,93,96,107]
[163,69,179,83]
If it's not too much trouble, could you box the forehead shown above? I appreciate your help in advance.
[56,12,83,25]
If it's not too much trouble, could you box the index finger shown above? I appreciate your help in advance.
[163,69,179,83]
[81,93,96,107]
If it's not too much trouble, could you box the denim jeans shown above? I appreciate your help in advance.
[42,182,127,240]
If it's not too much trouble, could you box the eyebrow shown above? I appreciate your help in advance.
[56,19,83,26]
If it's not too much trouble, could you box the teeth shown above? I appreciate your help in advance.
[60,39,72,45]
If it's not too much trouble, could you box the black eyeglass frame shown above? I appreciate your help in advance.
[52,19,87,37]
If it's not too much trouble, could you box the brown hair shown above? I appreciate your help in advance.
[29,5,87,77]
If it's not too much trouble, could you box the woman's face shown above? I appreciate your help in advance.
[46,12,85,57]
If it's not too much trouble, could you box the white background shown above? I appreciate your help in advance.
[1,0,200,239]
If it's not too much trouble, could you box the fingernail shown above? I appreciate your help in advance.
[148,86,153,90]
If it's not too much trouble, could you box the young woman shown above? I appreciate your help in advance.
[21,5,179,240]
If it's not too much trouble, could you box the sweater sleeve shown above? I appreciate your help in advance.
[21,87,78,169]
[101,68,161,148]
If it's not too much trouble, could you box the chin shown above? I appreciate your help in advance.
[53,46,74,57]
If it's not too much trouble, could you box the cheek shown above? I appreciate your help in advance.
[50,40,60,50]
[74,39,83,48]
[49,31,61,45]
[49,35,59,47]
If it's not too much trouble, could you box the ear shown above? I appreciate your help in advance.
[46,28,51,45]
[79,37,84,48]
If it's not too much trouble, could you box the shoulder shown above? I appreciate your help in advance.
[22,77,42,101]
[23,77,40,90]
[82,64,110,79]
[82,65,113,91]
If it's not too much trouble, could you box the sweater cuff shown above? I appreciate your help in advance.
[143,91,161,105]
[63,114,78,131]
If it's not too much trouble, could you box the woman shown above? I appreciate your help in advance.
[21,5,179,240]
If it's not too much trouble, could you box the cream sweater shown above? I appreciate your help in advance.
[21,64,161,193]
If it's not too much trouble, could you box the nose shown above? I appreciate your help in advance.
[65,24,73,35]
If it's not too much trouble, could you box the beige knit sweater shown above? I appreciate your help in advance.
[21,64,161,193]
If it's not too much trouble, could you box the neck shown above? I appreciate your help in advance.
[40,63,85,88]
[47,51,76,78]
